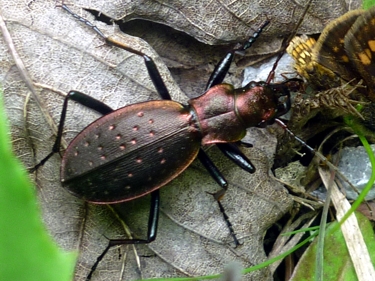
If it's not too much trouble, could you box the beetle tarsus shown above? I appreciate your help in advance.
[206,189,241,247]
[216,199,242,247]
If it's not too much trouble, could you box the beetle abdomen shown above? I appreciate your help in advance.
[61,100,201,203]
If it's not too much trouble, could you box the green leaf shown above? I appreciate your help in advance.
[363,0,375,9]
[290,213,375,281]
[0,91,77,281]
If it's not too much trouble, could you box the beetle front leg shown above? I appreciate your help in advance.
[205,20,270,90]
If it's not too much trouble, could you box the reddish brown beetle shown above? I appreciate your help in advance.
[31,2,312,280]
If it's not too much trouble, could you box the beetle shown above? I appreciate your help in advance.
[31,2,313,280]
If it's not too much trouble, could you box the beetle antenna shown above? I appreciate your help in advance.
[266,0,313,83]
[275,118,358,190]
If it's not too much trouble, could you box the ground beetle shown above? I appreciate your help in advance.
[31,2,314,280]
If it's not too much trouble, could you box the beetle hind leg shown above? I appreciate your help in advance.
[86,190,160,281]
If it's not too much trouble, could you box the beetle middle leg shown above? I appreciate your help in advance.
[196,22,273,243]
[185,23,274,246]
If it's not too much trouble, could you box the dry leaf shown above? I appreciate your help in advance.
[0,0,361,280]
[74,0,354,44]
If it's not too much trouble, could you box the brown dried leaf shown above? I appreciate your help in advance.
[75,0,353,45]
[0,0,360,280]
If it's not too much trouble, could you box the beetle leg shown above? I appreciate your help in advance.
[215,200,241,247]
[68,90,114,114]
[198,150,241,246]
[197,19,269,245]
[62,4,171,101]
[30,91,114,172]
[87,191,160,281]
[205,20,270,90]
[216,143,255,173]
[198,150,228,188]
[205,189,241,247]
[215,143,257,174]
